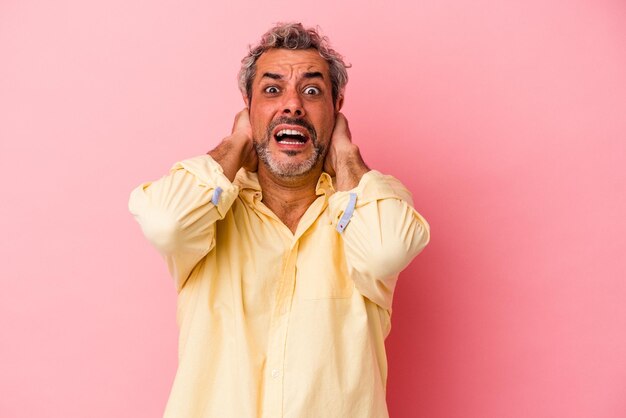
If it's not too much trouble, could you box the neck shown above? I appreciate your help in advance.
[257,164,321,234]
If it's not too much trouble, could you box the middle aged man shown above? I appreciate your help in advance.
[129,22,430,418]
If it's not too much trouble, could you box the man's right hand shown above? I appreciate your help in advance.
[208,108,258,181]
[230,109,258,173]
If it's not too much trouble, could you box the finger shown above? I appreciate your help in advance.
[232,108,251,133]
[332,113,351,140]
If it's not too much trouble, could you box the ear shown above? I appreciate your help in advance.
[334,95,344,112]
[243,94,250,108]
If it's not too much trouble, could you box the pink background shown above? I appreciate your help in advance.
[1,0,625,417]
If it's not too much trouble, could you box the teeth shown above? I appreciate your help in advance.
[279,141,304,145]
[276,129,304,137]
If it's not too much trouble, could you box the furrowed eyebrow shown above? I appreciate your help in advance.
[303,72,324,80]
[262,72,283,80]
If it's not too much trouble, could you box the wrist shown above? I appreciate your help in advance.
[208,134,252,182]
[333,143,359,161]
[333,144,369,191]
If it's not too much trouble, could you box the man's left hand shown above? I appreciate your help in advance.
[324,113,369,190]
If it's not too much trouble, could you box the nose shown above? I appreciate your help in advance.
[281,89,305,117]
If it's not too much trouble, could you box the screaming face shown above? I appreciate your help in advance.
[247,48,340,179]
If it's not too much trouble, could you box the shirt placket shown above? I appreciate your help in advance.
[263,239,299,418]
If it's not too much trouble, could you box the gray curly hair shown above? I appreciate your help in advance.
[238,23,350,104]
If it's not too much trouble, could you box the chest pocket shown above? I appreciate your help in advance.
[296,227,354,300]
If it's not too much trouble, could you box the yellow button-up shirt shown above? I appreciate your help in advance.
[129,155,430,418]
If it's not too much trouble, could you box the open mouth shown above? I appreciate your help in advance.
[275,129,307,144]
[273,125,310,146]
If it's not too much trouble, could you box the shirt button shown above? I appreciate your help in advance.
[271,369,280,379]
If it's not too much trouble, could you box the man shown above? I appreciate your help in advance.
[129,22,430,418]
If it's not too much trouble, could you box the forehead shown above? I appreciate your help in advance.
[254,48,330,81]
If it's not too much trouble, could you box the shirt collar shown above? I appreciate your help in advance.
[235,169,335,202]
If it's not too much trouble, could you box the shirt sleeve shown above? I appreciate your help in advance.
[128,154,239,291]
[327,170,430,311]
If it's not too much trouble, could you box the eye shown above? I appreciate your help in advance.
[303,86,321,95]
[264,86,280,94]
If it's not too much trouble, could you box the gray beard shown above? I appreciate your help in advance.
[255,118,326,178]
